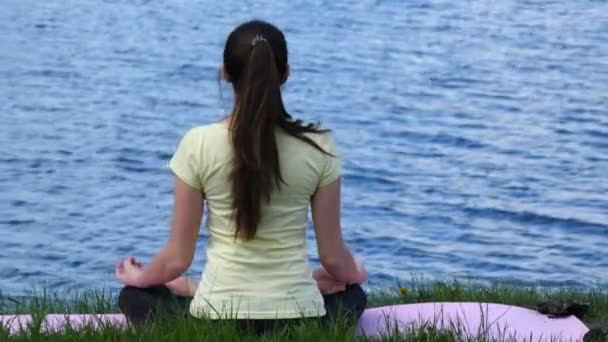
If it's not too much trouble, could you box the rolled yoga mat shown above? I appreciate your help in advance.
[1,314,127,335]
[1,302,590,341]
[356,302,589,341]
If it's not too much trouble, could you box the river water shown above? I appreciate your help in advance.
[1,0,607,295]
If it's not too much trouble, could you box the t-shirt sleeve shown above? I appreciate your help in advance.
[318,133,342,188]
[168,128,203,189]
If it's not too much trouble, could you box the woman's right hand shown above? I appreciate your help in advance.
[354,260,369,283]
[313,266,346,294]
[313,260,368,294]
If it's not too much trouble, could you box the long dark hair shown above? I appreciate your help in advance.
[223,20,331,240]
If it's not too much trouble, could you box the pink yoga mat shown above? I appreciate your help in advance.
[1,302,590,341]
[1,314,32,336]
[0,314,127,335]
[356,302,589,341]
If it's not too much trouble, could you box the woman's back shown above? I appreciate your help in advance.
[116,20,366,331]
[169,122,340,319]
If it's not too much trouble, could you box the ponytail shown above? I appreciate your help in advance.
[229,38,284,240]
[224,21,333,241]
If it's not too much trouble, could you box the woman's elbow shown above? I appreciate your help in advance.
[167,253,191,277]
[175,260,191,275]
[164,243,193,275]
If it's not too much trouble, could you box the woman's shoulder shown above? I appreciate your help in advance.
[302,126,336,149]
[278,122,339,157]
[180,122,229,140]
[171,123,229,156]
[283,117,334,139]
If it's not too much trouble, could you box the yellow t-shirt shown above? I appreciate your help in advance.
[168,122,341,319]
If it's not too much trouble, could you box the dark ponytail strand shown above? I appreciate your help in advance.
[224,20,333,240]
[229,37,285,240]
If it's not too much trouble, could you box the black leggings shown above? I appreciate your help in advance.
[118,284,367,335]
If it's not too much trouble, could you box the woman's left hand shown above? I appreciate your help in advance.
[115,256,145,287]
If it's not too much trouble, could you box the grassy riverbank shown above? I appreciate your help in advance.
[1,281,606,341]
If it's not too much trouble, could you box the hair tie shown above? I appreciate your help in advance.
[251,34,267,47]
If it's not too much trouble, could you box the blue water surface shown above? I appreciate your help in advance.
[1,0,607,295]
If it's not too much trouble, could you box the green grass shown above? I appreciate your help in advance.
[1,281,606,341]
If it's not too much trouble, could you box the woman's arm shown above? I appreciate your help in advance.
[311,178,367,285]
[117,176,204,288]
[165,276,200,297]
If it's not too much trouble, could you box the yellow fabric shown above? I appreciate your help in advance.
[168,122,341,319]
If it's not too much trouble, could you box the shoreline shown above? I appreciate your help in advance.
[1,281,606,340]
